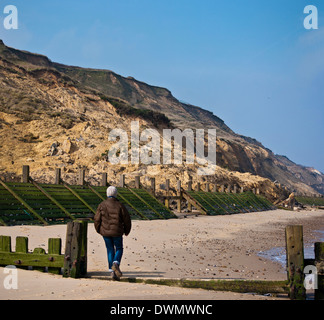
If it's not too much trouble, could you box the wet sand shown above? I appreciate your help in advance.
[0,208,323,300]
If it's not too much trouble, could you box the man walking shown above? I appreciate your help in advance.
[94,186,132,280]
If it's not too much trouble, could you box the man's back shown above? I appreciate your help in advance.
[94,197,131,237]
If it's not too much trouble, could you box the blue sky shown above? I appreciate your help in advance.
[1,0,323,172]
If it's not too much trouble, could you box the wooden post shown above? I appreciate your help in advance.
[22,165,30,183]
[64,221,79,278]
[177,180,181,213]
[187,177,192,212]
[79,169,85,186]
[285,225,306,300]
[233,185,237,194]
[48,238,62,274]
[165,179,170,208]
[213,184,217,193]
[315,242,324,300]
[205,183,209,192]
[240,186,244,193]
[135,176,140,189]
[16,237,28,253]
[196,182,200,192]
[151,177,156,196]
[252,188,256,194]
[220,185,224,193]
[256,187,260,195]
[226,185,231,193]
[63,220,88,278]
[79,221,88,277]
[188,177,192,192]
[0,236,11,252]
[101,173,107,187]
[16,236,28,270]
[55,168,61,185]
[120,174,125,188]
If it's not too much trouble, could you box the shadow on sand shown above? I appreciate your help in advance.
[86,270,165,279]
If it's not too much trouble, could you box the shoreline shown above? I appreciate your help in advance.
[0,208,323,300]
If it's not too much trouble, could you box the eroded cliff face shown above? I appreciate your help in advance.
[0,40,323,199]
[215,138,322,196]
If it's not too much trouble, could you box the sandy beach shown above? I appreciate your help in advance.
[0,208,323,300]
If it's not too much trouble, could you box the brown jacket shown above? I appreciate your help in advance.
[94,197,131,237]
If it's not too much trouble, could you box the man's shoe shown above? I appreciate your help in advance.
[112,262,123,278]
[111,271,120,281]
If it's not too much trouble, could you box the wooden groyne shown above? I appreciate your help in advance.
[0,220,87,278]
[0,165,275,226]
[285,225,324,300]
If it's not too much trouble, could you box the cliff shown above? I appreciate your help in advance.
[0,40,323,199]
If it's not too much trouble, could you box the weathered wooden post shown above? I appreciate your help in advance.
[165,179,170,208]
[240,186,244,193]
[150,177,156,196]
[177,180,181,213]
[0,236,11,252]
[315,242,324,300]
[22,165,30,183]
[63,220,88,278]
[226,185,231,193]
[187,177,192,212]
[220,185,225,193]
[16,236,28,253]
[285,225,306,300]
[16,236,28,270]
[48,238,62,274]
[213,184,217,193]
[196,182,201,192]
[55,168,61,185]
[188,176,192,192]
[101,173,107,187]
[233,185,237,194]
[79,221,88,276]
[79,169,85,186]
[135,176,140,189]
[120,174,125,188]
[205,183,209,192]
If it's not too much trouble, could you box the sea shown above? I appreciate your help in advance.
[257,230,324,270]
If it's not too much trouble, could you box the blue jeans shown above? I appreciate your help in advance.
[103,236,123,271]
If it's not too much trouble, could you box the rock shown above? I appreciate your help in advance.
[47,142,59,156]
[61,139,77,154]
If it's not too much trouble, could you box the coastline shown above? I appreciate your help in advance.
[0,208,323,300]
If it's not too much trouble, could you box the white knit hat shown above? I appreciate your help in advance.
[106,186,118,198]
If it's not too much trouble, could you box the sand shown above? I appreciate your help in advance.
[0,208,323,300]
